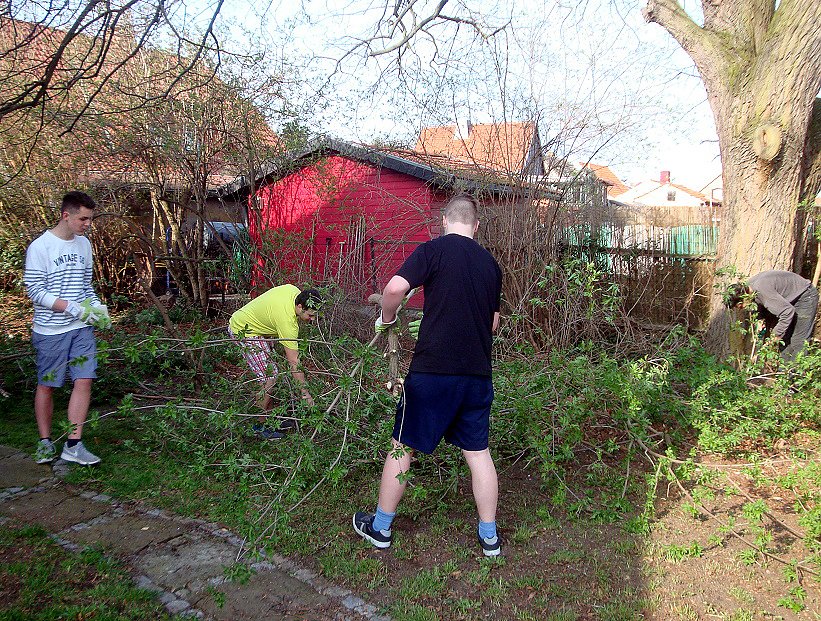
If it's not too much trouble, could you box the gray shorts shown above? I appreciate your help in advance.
[32,326,97,387]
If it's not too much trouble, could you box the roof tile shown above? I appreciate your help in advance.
[415,122,536,174]
[580,162,629,197]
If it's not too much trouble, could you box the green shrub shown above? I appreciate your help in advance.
[686,344,821,454]
[0,233,25,291]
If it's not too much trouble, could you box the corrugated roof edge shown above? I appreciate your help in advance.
[216,137,553,200]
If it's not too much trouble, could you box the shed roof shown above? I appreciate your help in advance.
[218,137,553,201]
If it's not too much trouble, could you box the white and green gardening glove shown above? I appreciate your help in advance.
[88,304,111,330]
[408,314,422,340]
[374,313,399,334]
[66,299,110,329]
[65,299,95,322]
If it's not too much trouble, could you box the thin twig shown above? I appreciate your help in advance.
[629,430,818,578]
[622,439,633,499]
[723,473,806,540]
[669,473,817,577]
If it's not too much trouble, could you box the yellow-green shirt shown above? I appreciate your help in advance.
[229,284,300,350]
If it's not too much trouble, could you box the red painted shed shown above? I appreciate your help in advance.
[219,139,522,305]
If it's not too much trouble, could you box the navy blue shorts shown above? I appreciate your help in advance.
[32,326,97,387]
[393,372,494,454]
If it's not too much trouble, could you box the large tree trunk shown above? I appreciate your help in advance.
[643,0,821,357]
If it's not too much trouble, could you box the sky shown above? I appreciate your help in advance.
[214,0,723,192]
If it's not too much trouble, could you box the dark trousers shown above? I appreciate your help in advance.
[781,285,819,361]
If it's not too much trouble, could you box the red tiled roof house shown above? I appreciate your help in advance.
[579,163,630,199]
[415,121,545,177]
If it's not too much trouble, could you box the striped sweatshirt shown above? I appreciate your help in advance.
[24,230,101,335]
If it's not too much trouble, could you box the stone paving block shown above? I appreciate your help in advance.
[0,488,108,530]
[0,487,24,499]
[0,445,386,621]
[52,460,72,478]
[166,599,191,614]
[0,453,52,488]
[193,569,341,621]
[133,539,238,594]
[0,446,20,459]
[134,575,163,593]
[63,513,187,556]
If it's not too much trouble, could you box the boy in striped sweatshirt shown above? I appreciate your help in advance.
[24,191,111,466]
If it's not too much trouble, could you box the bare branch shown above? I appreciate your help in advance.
[368,0,449,56]
[642,0,723,75]
[0,1,227,131]
[0,1,105,117]
[439,14,511,40]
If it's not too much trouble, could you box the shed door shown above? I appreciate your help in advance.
[339,216,367,298]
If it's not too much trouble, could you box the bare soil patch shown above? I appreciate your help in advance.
[291,454,819,620]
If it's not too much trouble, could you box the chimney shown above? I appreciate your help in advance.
[454,119,472,140]
[660,170,671,184]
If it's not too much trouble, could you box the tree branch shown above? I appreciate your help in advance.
[643,0,728,83]
[0,1,104,117]
[439,14,511,40]
[700,0,775,54]
[1,0,226,132]
[369,0,449,56]
[643,0,702,50]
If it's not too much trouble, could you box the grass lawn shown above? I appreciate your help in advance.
[1,296,819,619]
[0,523,177,620]
[2,379,819,620]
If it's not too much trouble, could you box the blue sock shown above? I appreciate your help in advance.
[372,505,395,532]
[478,520,497,540]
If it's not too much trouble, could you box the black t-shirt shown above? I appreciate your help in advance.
[397,234,502,376]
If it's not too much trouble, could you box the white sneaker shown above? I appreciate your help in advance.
[35,439,56,464]
[60,441,101,465]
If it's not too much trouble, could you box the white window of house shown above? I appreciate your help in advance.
[183,127,200,153]
[667,190,676,201]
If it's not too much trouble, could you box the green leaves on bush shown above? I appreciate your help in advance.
[687,345,821,454]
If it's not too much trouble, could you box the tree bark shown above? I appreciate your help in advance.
[643,0,821,357]
[800,98,821,205]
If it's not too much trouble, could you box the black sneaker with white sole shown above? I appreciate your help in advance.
[353,512,392,549]
[277,418,298,432]
[478,533,501,557]
[252,424,284,440]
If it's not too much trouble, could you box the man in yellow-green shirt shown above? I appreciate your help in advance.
[228,285,322,438]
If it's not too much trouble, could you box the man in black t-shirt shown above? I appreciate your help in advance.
[353,193,504,557]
